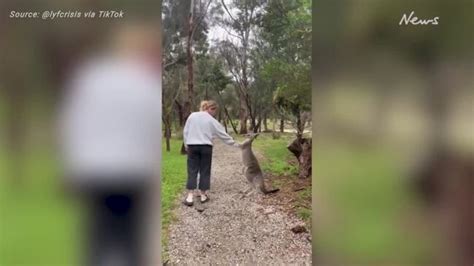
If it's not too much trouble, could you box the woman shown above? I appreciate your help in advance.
[182,100,240,206]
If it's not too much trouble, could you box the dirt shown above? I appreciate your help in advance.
[166,140,312,265]
[258,173,312,223]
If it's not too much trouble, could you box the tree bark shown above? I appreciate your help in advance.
[296,112,303,140]
[256,114,262,133]
[226,108,239,134]
[239,94,248,134]
[250,116,257,133]
[288,138,312,178]
[186,0,195,117]
[299,138,312,178]
[288,138,303,158]
[280,117,285,133]
[174,99,185,127]
[263,113,268,132]
[181,0,195,155]
[163,117,172,152]
[223,117,228,133]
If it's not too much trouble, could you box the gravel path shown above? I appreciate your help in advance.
[166,140,312,265]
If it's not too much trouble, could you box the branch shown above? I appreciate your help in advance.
[191,0,212,40]
[163,58,180,69]
[220,0,239,26]
[221,26,244,41]
[220,44,243,86]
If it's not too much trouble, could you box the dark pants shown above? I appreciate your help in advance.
[80,181,150,266]
[186,145,213,191]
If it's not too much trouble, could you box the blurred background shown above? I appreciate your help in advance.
[312,0,473,265]
[0,1,160,265]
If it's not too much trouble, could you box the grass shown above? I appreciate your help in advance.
[253,133,312,222]
[296,207,312,221]
[0,148,80,266]
[161,139,187,261]
[234,132,299,176]
[236,132,312,224]
[252,134,299,176]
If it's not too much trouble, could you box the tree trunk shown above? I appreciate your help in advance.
[296,112,303,140]
[250,116,258,133]
[186,0,195,115]
[164,118,171,152]
[299,139,312,178]
[181,0,194,154]
[239,94,248,134]
[288,138,312,178]
[240,26,250,134]
[223,105,238,134]
[263,113,268,132]
[181,0,195,155]
[256,115,262,133]
[280,117,284,133]
[223,117,228,133]
[175,100,185,127]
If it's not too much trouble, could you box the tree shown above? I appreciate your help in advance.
[163,0,212,125]
[262,0,311,137]
[249,34,276,132]
[261,0,312,177]
[162,0,212,152]
[216,0,266,134]
[162,66,185,151]
[195,56,240,133]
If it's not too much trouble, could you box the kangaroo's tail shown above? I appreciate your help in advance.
[255,175,280,194]
[263,188,280,194]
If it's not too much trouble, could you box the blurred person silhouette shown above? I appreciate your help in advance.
[59,22,161,266]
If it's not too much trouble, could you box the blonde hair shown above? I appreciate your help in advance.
[200,100,218,111]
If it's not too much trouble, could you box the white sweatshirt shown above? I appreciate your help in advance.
[59,55,162,181]
[183,111,235,146]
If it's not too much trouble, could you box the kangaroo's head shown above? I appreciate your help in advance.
[241,133,259,149]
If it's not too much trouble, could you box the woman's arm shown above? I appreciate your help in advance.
[211,118,238,146]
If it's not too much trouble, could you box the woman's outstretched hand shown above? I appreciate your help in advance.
[233,142,242,148]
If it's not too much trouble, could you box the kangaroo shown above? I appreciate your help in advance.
[240,133,279,194]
